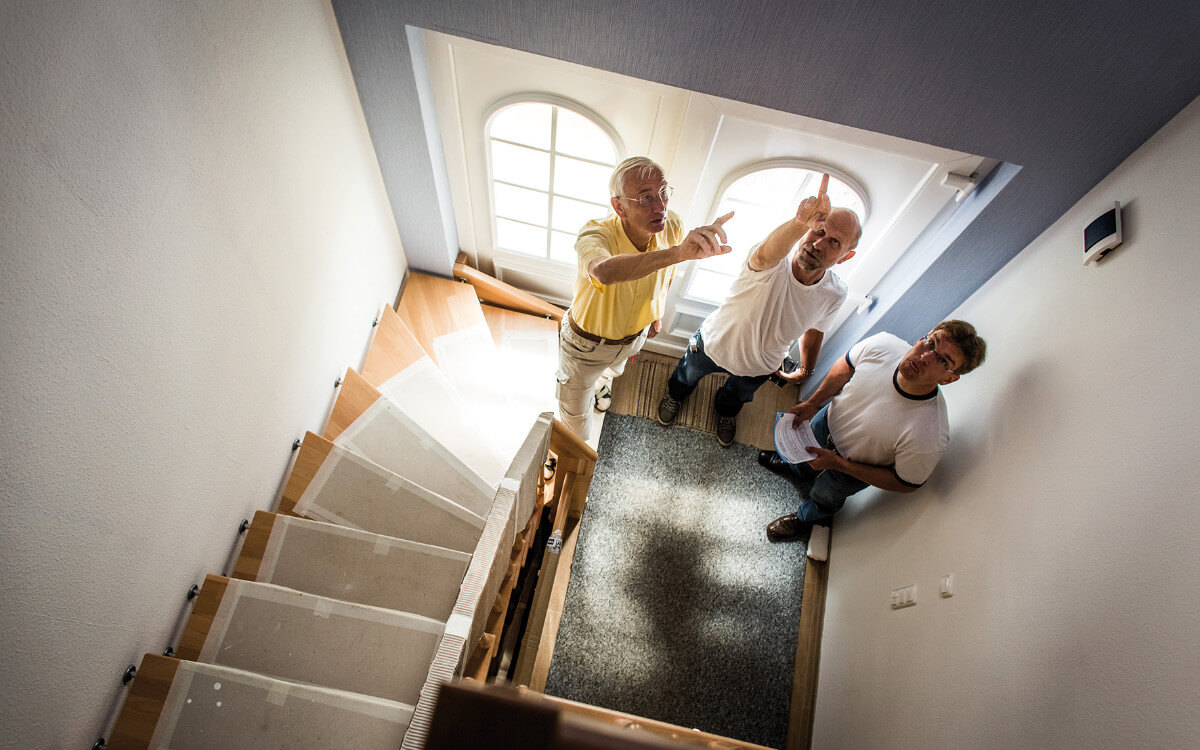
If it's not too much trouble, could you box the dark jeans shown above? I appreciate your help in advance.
[666,331,772,418]
[791,405,868,523]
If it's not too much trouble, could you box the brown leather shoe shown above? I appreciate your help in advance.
[766,513,811,543]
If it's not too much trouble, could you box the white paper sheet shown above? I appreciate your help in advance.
[773,411,822,463]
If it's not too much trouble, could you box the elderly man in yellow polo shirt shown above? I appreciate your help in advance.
[556,156,734,439]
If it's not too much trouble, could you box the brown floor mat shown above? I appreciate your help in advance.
[608,350,803,451]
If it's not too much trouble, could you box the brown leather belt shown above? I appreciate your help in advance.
[567,313,643,345]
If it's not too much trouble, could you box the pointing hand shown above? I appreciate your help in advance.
[796,173,831,229]
[679,211,735,260]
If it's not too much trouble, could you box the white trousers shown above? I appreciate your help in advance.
[555,317,647,439]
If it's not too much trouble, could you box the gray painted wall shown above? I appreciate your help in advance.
[331,0,1200,336]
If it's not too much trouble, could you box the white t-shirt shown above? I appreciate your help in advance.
[699,252,848,376]
[827,332,949,486]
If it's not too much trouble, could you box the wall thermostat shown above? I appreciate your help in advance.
[1083,201,1122,266]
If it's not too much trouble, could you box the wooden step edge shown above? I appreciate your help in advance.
[230,510,278,582]
[175,574,230,661]
[323,368,380,442]
[453,253,565,322]
[278,431,335,517]
[361,305,434,388]
[107,654,180,749]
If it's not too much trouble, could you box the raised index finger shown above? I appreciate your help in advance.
[713,211,735,226]
[817,173,829,200]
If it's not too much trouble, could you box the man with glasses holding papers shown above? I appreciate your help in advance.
[762,321,987,542]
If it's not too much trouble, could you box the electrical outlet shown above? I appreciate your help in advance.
[939,574,955,598]
[890,584,917,610]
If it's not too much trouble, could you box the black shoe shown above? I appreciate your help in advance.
[758,450,816,495]
[757,450,792,477]
[716,415,736,447]
[766,513,812,543]
[656,394,681,426]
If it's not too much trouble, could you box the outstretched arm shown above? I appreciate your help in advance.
[788,352,854,426]
[749,174,830,271]
[589,212,735,285]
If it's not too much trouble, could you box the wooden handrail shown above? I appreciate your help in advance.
[543,689,777,749]
[428,681,777,750]
[453,252,565,322]
[550,417,598,462]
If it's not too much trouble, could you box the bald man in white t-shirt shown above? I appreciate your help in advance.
[762,320,987,542]
[656,175,862,448]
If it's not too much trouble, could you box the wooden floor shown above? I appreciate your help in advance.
[608,350,803,451]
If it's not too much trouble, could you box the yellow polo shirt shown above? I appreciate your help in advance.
[569,211,684,340]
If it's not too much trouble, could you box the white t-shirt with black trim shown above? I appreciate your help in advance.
[699,251,847,376]
[827,332,949,486]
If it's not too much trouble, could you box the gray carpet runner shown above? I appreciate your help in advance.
[544,413,807,749]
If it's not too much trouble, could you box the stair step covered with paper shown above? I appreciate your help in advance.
[177,575,444,705]
[323,368,495,516]
[107,654,413,749]
[233,511,471,622]
[280,431,485,553]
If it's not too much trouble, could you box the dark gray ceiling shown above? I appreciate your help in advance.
[331,0,1200,357]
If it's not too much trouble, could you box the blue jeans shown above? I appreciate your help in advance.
[793,405,868,523]
[666,331,772,418]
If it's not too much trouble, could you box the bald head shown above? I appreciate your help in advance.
[825,207,862,250]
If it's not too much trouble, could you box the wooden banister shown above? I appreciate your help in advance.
[453,252,565,322]
[550,417,598,462]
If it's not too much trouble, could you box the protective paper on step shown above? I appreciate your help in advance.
[491,337,559,424]
[432,325,535,464]
[149,659,413,750]
[295,443,484,554]
[335,397,496,517]
[256,515,472,622]
[378,356,507,486]
[265,682,290,706]
[194,578,444,706]
[400,414,554,750]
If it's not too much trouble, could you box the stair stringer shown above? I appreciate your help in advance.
[401,411,552,750]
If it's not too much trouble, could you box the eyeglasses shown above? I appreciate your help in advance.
[919,333,957,374]
[617,185,673,208]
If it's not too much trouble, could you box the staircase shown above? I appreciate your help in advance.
[102,269,773,750]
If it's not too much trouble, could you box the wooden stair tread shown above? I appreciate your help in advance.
[176,575,443,706]
[480,304,559,349]
[232,511,471,621]
[108,654,413,749]
[361,305,430,388]
[279,432,484,552]
[396,273,491,368]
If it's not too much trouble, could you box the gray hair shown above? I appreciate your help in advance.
[609,156,665,198]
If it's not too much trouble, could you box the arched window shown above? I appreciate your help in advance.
[486,99,620,265]
[684,163,869,305]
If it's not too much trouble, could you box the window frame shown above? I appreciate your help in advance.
[483,94,625,267]
[680,158,871,305]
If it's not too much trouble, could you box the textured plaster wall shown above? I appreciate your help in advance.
[0,2,406,746]
[813,97,1200,747]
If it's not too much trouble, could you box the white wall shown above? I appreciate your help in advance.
[0,2,406,746]
[813,97,1200,748]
